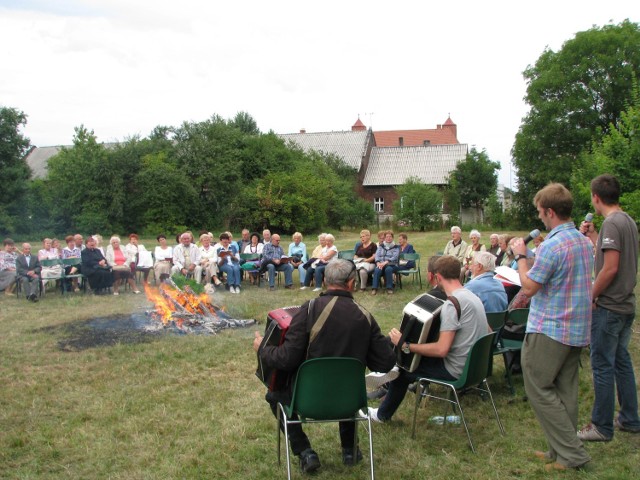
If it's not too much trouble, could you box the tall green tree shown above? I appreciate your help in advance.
[393,178,443,231]
[513,20,640,223]
[572,83,640,219]
[0,106,31,235]
[450,147,500,222]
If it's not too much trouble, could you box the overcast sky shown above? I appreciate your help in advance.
[1,1,637,189]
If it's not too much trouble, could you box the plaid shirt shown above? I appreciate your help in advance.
[526,222,593,347]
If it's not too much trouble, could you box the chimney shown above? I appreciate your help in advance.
[300,128,306,134]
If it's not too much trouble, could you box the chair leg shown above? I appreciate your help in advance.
[367,416,375,480]
[277,403,292,480]
[484,379,506,435]
[502,352,515,395]
[449,388,475,453]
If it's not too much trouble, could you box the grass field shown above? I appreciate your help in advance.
[1,231,639,479]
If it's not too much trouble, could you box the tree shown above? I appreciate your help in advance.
[392,178,443,231]
[229,111,260,135]
[450,147,500,222]
[572,82,640,219]
[0,106,31,235]
[513,20,640,223]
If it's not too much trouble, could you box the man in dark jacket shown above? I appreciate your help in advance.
[253,259,395,474]
[16,243,41,302]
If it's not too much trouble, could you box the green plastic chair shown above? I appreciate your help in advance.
[412,332,505,453]
[395,253,422,289]
[485,310,516,392]
[498,308,529,392]
[277,357,375,479]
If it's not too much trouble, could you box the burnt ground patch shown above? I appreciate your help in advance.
[36,314,167,352]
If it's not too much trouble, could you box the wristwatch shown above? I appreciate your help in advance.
[515,254,527,262]
[402,342,411,354]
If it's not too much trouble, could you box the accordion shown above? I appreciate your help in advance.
[255,306,301,391]
[396,293,445,372]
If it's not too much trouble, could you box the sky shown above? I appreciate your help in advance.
[1,1,637,189]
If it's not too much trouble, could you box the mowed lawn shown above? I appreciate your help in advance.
[1,230,639,479]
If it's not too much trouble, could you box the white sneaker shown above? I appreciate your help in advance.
[300,286,308,290]
[366,366,400,390]
[235,286,240,294]
[359,407,384,423]
[312,287,322,292]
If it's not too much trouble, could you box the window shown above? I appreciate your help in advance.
[374,197,384,213]
[423,140,430,145]
[399,137,404,146]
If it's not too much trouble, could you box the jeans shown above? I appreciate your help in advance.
[377,357,454,421]
[219,263,241,287]
[590,307,640,437]
[371,264,398,290]
[267,263,293,288]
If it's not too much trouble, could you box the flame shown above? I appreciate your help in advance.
[144,283,219,325]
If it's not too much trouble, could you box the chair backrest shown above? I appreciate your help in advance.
[240,253,261,262]
[507,308,529,326]
[486,311,507,331]
[40,258,63,268]
[290,357,367,420]
[400,253,420,269]
[62,257,82,267]
[455,332,497,388]
[338,250,355,261]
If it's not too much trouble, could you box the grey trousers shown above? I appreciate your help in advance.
[0,270,16,291]
[522,333,591,468]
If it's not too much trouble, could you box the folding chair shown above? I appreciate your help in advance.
[412,332,505,453]
[277,357,375,479]
[395,253,422,289]
[485,310,518,394]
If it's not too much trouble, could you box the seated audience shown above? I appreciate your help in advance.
[443,226,467,264]
[365,255,488,422]
[262,229,272,245]
[199,233,222,286]
[153,234,173,284]
[262,233,294,291]
[288,232,308,287]
[397,233,416,269]
[487,233,500,256]
[125,233,151,285]
[216,232,242,293]
[237,229,251,256]
[371,231,400,295]
[532,234,544,254]
[461,229,486,283]
[353,229,377,292]
[62,235,82,292]
[106,236,140,295]
[242,232,264,285]
[305,233,327,268]
[52,238,63,257]
[38,237,62,281]
[302,233,338,292]
[74,234,84,251]
[495,234,514,267]
[172,232,202,281]
[81,236,113,295]
[93,234,105,256]
[16,243,41,302]
[0,238,18,295]
[464,251,508,312]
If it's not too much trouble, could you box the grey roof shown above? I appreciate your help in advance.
[277,130,369,169]
[363,144,468,186]
[25,146,63,179]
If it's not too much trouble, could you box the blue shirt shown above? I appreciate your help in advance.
[288,242,307,262]
[465,272,508,313]
[525,222,593,347]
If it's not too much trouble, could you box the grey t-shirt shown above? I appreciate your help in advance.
[595,211,638,314]
[440,288,488,378]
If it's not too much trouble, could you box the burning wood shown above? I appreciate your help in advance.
[144,280,255,334]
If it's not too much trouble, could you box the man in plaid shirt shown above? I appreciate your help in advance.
[512,183,593,472]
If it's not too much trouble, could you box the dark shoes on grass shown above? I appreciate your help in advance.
[342,447,363,466]
[299,448,320,474]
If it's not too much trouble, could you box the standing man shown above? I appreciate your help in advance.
[261,234,294,291]
[512,183,593,471]
[253,259,395,473]
[16,243,42,302]
[577,174,640,441]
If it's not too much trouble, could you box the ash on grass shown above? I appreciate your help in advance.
[36,312,256,352]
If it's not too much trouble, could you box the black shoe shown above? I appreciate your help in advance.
[30,293,38,302]
[342,447,363,466]
[299,448,320,473]
[367,386,388,400]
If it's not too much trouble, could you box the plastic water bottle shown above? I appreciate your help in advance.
[445,415,461,425]
[428,415,445,425]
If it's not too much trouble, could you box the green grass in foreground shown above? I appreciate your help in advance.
[1,231,639,479]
